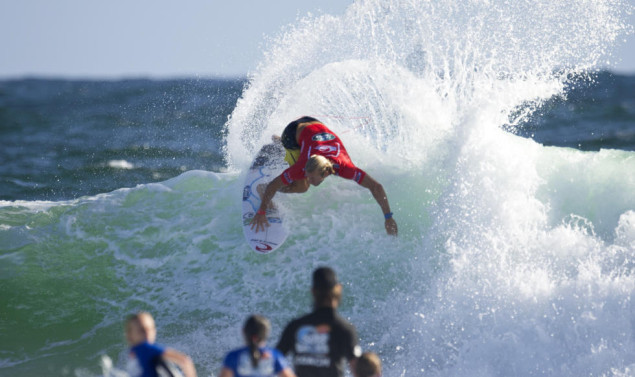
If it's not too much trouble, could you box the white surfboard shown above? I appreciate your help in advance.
[242,142,289,254]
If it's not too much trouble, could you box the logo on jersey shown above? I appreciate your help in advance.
[236,350,275,375]
[353,171,363,183]
[312,132,336,142]
[294,325,331,367]
[314,145,338,154]
[283,171,293,183]
[296,325,330,354]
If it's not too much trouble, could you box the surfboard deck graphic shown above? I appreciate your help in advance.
[242,142,289,254]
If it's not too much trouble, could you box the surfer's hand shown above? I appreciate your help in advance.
[385,218,398,236]
[251,211,269,233]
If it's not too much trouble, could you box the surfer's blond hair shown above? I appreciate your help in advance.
[305,155,334,176]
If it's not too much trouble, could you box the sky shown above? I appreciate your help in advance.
[0,0,633,79]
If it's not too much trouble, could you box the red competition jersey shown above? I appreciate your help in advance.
[280,123,366,186]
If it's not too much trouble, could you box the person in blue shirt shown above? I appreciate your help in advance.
[125,311,197,377]
[219,315,296,377]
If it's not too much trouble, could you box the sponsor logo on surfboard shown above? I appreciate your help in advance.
[242,185,250,200]
[312,132,335,142]
[243,212,255,225]
[255,243,273,252]
[251,239,279,253]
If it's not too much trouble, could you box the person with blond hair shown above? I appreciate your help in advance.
[251,116,397,236]
[125,311,197,377]
[219,315,296,377]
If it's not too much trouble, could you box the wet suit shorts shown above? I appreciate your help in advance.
[281,116,319,166]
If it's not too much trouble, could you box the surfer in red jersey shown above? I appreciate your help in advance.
[251,116,398,236]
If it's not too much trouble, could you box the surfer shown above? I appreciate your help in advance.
[276,266,361,377]
[218,315,296,377]
[125,311,197,377]
[251,116,398,236]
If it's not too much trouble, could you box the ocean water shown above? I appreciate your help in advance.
[0,78,243,201]
[1,1,635,376]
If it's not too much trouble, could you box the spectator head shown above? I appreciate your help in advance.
[355,352,382,377]
[125,311,157,346]
[312,266,342,308]
[243,315,271,368]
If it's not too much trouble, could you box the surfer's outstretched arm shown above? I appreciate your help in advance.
[359,174,398,236]
[251,175,310,233]
[251,176,285,233]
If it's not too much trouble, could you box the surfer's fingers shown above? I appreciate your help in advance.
[250,217,260,231]
[385,218,398,236]
[259,219,270,232]
[250,216,268,233]
[254,222,263,232]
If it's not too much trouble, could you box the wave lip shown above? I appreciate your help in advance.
[221,0,635,376]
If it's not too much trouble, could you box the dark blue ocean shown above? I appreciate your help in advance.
[1,1,634,377]
[0,78,244,201]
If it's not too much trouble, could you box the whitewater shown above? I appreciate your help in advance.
[1,0,635,376]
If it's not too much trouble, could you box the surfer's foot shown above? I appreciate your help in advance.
[272,135,281,144]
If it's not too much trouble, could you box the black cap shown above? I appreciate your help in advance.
[312,266,339,291]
